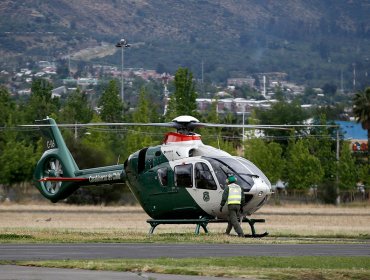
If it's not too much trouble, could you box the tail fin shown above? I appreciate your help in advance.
[34,117,125,202]
[34,117,81,202]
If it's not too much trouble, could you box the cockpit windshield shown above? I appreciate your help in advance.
[204,157,255,191]
[236,157,271,188]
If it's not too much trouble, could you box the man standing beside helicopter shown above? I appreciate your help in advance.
[220,175,245,237]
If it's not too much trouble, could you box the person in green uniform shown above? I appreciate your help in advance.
[220,175,245,237]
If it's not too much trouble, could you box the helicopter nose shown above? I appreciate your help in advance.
[255,177,271,196]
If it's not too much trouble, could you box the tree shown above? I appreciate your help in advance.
[0,133,39,186]
[98,80,123,122]
[0,86,15,126]
[78,114,116,166]
[357,163,370,187]
[274,85,284,101]
[165,67,197,120]
[125,88,155,154]
[286,139,324,190]
[254,99,309,144]
[244,139,285,184]
[338,142,357,190]
[309,115,336,179]
[59,88,93,124]
[66,115,125,205]
[26,78,59,122]
[200,100,235,155]
[352,87,370,162]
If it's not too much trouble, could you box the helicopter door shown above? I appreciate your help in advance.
[190,162,221,215]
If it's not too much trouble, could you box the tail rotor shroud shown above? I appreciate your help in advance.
[42,157,64,195]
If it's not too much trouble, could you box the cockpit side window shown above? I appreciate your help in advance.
[174,164,193,188]
[195,163,217,190]
[205,157,254,191]
[206,158,228,189]
[157,167,168,187]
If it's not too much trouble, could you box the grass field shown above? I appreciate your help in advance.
[9,256,369,280]
[0,203,369,242]
[0,204,370,242]
[0,203,369,279]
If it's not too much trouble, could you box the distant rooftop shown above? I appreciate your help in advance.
[336,121,367,140]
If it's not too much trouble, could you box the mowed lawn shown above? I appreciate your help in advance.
[0,203,369,280]
[0,203,369,241]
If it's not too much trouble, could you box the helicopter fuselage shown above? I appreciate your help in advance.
[124,132,272,220]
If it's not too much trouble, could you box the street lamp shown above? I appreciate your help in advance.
[115,38,130,104]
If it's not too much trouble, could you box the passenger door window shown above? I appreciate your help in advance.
[195,163,217,190]
[174,164,193,188]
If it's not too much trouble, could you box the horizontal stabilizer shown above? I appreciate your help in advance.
[38,177,88,182]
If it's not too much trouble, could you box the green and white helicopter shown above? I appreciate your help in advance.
[29,115,278,237]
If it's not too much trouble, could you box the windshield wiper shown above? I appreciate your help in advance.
[238,173,259,178]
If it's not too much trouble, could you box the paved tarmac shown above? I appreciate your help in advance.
[0,243,369,261]
[0,265,251,280]
[1,243,368,280]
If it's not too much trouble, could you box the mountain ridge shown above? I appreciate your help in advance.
[0,0,369,87]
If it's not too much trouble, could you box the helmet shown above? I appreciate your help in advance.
[226,175,237,184]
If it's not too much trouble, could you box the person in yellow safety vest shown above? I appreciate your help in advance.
[220,175,245,237]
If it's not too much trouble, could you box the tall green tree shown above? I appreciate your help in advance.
[26,78,59,122]
[309,115,336,179]
[60,88,93,124]
[0,87,17,149]
[166,67,197,120]
[358,163,370,187]
[125,88,155,154]
[0,133,39,186]
[352,87,370,162]
[99,80,123,122]
[79,114,116,166]
[200,101,234,154]
[67,116,125,205]
[0,86,15,126]
[338,142,357,190]
[286,139,324,190]
[244,139,285,184]
[254,99,309,144]
[255,99,308,126]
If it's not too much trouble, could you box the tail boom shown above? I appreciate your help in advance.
[33,117,126,202]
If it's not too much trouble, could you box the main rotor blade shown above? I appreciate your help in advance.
[20,122,338,130]
[190,122,338,130]
[20,122,179,128]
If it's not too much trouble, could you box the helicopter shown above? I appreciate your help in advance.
[28,115,279,237]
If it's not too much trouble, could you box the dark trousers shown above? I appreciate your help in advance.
[225,204,244,236]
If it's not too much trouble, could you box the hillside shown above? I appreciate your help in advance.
[0,0,369,87]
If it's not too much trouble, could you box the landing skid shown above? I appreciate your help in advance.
[146,217,268,238]
[146,219,209,235]
[242,217,269,238]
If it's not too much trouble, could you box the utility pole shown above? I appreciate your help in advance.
[242,111,245,143]
[115,39,130,106]
[68,50,71,78]
[201,60,204,95]
[74,122,78,140]
[335,128,340,205]
[353,63,356,93]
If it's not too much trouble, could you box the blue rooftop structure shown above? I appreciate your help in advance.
[335,121,367,140]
